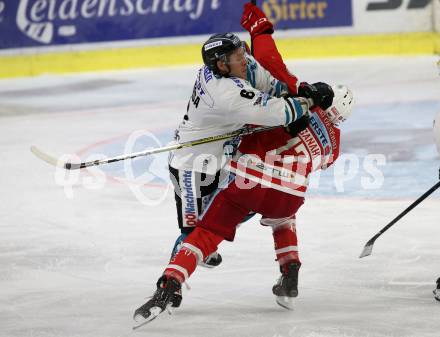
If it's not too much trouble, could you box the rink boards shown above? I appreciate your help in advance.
[0,0,439,78]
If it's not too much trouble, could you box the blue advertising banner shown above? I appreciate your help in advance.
[0,0,352,50]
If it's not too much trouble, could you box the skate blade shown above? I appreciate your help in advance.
[132,307,162,330]
[198,262,216,269]
[276,296,295,310]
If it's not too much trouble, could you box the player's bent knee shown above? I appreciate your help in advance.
[260,215,296,231]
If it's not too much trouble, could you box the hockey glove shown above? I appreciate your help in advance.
[240,2,274,40]
[313,82,334,110]
[298,82,323,108]
[285,115,310,137]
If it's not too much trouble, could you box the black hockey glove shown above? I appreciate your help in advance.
[312,82,334,110]
[285,115,310,137]
[298,82,322,108]
[298,82,334,111]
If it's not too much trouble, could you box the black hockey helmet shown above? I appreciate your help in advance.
[202,33,243,75]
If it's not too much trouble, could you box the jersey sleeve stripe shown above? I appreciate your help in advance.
[291,98,304,120]
[274,81,286,97]
[246,63,257,88]
[284,97,297,124]
[285,106,292,125]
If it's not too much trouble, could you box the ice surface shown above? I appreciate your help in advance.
[0,56,439,337]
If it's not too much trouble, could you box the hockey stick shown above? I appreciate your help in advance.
[30,125,279,170]
[359,175,440,258]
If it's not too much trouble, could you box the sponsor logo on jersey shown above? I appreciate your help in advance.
[192,68,214,108]
[181,170,197,226]
[309,116,329,147]
[319,108,338,151]
[204,41,222,51]
[308,114,331,157]
[203,66,213,83]
[253,93,271,107]
[300,129,322,158]
[230,77,244,88]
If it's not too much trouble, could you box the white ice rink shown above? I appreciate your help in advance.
[1,56,440,337]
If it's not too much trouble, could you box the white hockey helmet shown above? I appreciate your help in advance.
[325,84,354,125]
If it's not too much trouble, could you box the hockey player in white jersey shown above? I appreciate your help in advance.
[167,32,329,271]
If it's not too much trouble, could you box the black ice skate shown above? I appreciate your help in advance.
[272,262,301,310]
[133,276,182,329]
[433,277,440,302]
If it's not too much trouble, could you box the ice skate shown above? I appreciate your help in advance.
[272,262,301,310]
[434,277,440,302]
[133,276,181,329]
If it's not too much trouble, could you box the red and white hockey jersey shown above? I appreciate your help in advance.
[226,33,341,197]
[228,107,340,197]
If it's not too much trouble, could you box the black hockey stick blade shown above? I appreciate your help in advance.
[359,180,440,258]
[359,234,380,258]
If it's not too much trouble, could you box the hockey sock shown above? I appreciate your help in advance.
[272,224,300,272]
[164,227,223,283]
[170,232,189,259]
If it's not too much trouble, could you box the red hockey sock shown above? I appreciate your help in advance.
[164,227,223,283]
[272,224,300,271]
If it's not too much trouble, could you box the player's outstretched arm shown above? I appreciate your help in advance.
[240,2,298,95]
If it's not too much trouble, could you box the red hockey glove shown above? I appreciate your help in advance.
[240,2,274,40]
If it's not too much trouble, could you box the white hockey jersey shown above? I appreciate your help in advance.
[169,55,307,174]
